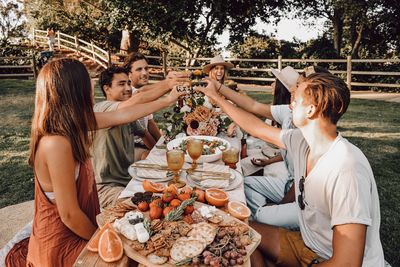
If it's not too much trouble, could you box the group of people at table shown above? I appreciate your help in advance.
[1,52,385,267]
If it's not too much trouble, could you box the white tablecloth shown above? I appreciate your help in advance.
[119,135,247,203]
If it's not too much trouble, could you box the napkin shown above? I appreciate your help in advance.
[202,163,230,174]
[200,179,229,188]
[135,156,168,179]
[190,163,231,189]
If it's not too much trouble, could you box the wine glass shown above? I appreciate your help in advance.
[222,147,239,169]
[166,149,186,188]
[187,138,203,170]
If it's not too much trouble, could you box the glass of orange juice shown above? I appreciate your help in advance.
[222,147,239,169]
[187,138,203,170]
[166,149,185,188]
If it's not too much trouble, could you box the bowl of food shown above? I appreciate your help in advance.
[166,136,230,163]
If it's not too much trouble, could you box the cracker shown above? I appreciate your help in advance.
[147,253,168,265]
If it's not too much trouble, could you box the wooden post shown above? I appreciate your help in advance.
[90,41,96,60]
[107,50,112,67]
[74,35,79,52]
[346,55,352,91]
[32,28,36,47]
[57,31,61,50]
[162,51,168,77]
[31,55,37,80]
[278,55,282,70]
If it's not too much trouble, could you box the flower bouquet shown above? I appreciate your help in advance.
[161,71,232,142]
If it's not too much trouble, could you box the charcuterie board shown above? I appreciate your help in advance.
[94,200,260,267]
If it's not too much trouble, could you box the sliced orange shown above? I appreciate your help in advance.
[142,179,166,193]
[98,228,124,263]
[87,222,112,252]
[205,188,229,207]
[164,183,178,196]
[228,201,251,220]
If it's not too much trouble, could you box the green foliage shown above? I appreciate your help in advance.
[25,0,286,58]
[289,0,400,58]
[298,34,337,59]
[0,1,27,46]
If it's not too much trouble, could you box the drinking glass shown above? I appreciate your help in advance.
[187,139,203,170]
[166,149,185,188]
[222,147,239,169]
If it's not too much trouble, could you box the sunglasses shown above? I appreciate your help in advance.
[298,176,306,210]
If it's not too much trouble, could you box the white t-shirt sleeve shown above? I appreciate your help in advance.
[280,128,304,152]
[329,167,373,228]
[271,105,291,125]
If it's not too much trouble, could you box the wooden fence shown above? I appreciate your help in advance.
[27,29,400,90]
[0,56,36,79]
[32,29,109,68]
[115,54,400,90]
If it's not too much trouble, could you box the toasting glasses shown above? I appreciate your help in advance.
[187,139,203,170]
[166,149,185,188]
[222,147,239,169]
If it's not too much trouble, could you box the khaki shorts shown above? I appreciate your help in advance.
[276,228,323,267]
[97,184,125,210]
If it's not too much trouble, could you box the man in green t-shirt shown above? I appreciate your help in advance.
[93,65,185,208]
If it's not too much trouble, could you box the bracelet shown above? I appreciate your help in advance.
[307,259,320,267]
[217,83,223,93]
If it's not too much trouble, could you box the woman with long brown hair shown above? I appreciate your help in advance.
[9,58,183,266]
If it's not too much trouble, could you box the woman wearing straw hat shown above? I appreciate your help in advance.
[203,55,234,85]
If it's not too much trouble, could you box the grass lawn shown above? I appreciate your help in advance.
[1,79,399,265]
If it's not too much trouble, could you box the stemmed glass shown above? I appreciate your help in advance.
[187,139,203,170]
[166,149,186,188]
[222,147,239,169]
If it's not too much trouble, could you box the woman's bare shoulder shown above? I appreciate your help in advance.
[38,135,73,155]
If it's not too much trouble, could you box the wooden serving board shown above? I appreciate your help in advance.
[95,201,261,267]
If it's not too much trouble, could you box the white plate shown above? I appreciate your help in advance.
[185,168,243,191]
[166,136,230,163]
[128,165,173,182]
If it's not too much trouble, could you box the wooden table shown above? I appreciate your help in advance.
[75,135,253,266]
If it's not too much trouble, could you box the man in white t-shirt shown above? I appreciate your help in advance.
[197,73,384,266]
[123,52,161,160]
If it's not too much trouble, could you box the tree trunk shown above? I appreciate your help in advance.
[120,29,140,54]
[332,8,344,57]
[351,24,364,59]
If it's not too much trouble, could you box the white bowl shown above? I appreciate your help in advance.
[166,136,230,163]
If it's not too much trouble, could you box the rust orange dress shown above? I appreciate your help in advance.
[25,160,100,267]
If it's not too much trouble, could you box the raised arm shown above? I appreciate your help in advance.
[318,224,366,266]
[44,136,97,240]
[95,87,185,129]
[196,79,285,149]
[216,81,273,119]
[118,72,189,109]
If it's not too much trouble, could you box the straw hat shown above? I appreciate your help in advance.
[271,66,300,92]
[203,55,234,74]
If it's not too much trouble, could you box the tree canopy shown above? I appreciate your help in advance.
[23,0,399,58]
